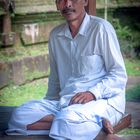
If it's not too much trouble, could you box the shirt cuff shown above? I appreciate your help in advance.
[88,87,102,100]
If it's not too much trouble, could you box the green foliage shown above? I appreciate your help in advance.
[113,19,132,53]
[25,71,48,81]
[125,58,140,76]
[96,6,140,59]
[0,79,47,106]
[126,84,140,101]
[0,44,48,62]
[118,128,140,135]
[112,19,140,57]
[114,20,131,40]
[97,0,140,5]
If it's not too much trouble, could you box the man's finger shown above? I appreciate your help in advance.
[75,96,86,104]
[69,93,84,105]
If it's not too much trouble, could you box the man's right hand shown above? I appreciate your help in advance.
[69,91,96,105]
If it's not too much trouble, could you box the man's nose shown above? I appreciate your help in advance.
[64,0,72,8]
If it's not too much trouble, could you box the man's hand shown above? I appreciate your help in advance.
[69,91,96,105]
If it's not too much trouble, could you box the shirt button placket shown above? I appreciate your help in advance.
[70,40,74,76]
[71,40,77,76]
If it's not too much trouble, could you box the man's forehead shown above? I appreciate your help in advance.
[56,0,85,2]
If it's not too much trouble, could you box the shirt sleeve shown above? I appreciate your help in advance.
[44,32,60,100]
[89,22,127,100]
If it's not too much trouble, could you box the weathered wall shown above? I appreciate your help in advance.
[0,1,140,89]
[0,0,63,47]
[0,0,63,89]
[0,53,49,89]
[14,0,56,14]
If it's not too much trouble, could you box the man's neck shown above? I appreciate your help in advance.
[68,13,86,38]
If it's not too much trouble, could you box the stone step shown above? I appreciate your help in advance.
[14,0,56,14]
[0,53,49,89]
[14,0,55,6]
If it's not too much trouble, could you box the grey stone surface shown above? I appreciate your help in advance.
[21,22,58,45]
[0,53,49,86]
[33,54,49,72]
[9,60,25,85]
[0,63,10,89]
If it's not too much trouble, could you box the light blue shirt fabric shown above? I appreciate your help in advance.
[45,14,127,114]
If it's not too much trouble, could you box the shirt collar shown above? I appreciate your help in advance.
[57,13,90,38]
[78,13,90,36]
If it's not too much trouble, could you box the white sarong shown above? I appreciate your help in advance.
[6,99,122,140]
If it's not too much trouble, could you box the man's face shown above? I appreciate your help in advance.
[56,0,88,22]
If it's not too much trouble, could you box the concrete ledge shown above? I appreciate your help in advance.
[0,53,49,89]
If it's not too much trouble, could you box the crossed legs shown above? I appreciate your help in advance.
[27,115,124,140]
[27,114,54,130]
[8,99,122,140]
[27,114,114,133]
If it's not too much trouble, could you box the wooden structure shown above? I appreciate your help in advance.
[0,0,16,46]
[85,0,96,16]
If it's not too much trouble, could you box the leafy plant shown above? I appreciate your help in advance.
[0,78,48,106]
[113,18,140,58]
[126,84,140,101]
[113,19,132,56]
[125,58,140,76]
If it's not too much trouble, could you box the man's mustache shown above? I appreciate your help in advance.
[61,8,76,14]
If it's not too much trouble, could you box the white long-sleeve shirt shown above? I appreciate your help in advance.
[45,14,127,114]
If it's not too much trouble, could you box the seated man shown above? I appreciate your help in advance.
[6,0,127,139]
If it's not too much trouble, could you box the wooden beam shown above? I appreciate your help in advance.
[3,13,11,33]
[1,0,15,46]
[85,0,96,16]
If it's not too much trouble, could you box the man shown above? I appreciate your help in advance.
[6,0,127,139]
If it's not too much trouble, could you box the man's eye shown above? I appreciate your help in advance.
[56,0,63,3]
[56,0,78,3]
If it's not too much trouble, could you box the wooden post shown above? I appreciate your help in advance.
[1,0,15,46]
[85,0,96,16]
[3,13,11,34]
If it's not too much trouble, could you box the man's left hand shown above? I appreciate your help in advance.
[69,91,96,105]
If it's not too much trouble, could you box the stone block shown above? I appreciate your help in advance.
[9,60,25,85]
[23,54,49,81]
[0,63,9,89]
[1,32,16,46]
[23,56,36,73]
[34,54,49,72]
[21,22,57,45]
[0,54,49,86]
[14,0,56,14]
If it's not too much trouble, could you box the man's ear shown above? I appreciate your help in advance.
[83,0,88,6]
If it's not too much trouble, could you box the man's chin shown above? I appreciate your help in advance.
[63,14,77,21]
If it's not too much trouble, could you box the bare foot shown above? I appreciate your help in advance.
[102,118,114,134]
